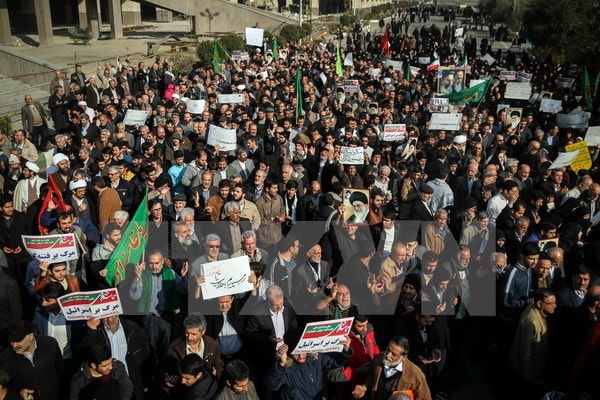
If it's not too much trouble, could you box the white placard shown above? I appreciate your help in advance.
[199,256,254,300]
[186,99,206,114]
[455,27,464,37]
[499,70,517,81]
[59,289,123,321]
[505,82,532,100]
[539,99,562,114]
[245,27,264,47]
[343,80,360,93]
[516,71,532,83]
[232,50,250,61]
[584,127,600,147]
[418,57,431,65]
[557,111,590,129]
[320,72,327,85]
[429,113,462,131]
[208,124,238,151]
[22,234,79,263]
[368,68,381,77]
[217,94,245,104]
[429,98,449,113]
[122,109,148,126]
[497,104,510,113]
[481,54,496,65]
[383,124,407,142]
[292,317,354,355]
[384,59,403,71]
[548,151,580,170]
[344,52,353,66]
[469,79,486,88]
[339,146,364,165]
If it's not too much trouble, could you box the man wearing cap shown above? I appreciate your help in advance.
[13,161,46,213]
[21,94,50,152]
[0,320,64,400]
[409,184,434,221]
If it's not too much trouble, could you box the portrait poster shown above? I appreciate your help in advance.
[342,188,370,225]
[504,108,523,129]
[437,68,466,95]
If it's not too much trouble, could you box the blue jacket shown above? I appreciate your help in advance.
[266,349,351,400]
[499,262,532,322]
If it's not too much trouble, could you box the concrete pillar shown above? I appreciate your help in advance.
[107,0,123,39]
[85,0,100,38]
[155,7,173,22]
[33,0,53,46]
[121,0,141,26]
[0,0,11,45]
[78,0,88,29]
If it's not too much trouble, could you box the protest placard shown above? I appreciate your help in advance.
[509,44,521,53]
[499,70,517,81]
[505,82,532,100]
[555,77,574,88]
[343,80,360,93]
[516,71,533,83]
[368,68,381,76]
[418,57,431,65]
[429,98,449,113]
[548,151,580,170]
[429,113,462,131]
[245,27,264,46]
[384,59,403,71]
[207,125,238,151]
[539,99,562,114]
[58,288,123,321]
[22,234,78,263]
[292,318,354,354]
[122,109,148,126]
[469,79,486,88]
[383,124,407,142]
[186,99,206,114]
[481,54,496,65]
[200,256,254,300]
[231,50,250,61]
[557,111,590,129]
[584,126,600,147]
[344,52,353,66]
[217,94,245,104]
[455,27,464,37]
[339,146,364,165]
[565,141,592,172]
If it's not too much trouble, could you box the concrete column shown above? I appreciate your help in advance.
[33,0,53,46]
[155,7,173,22]
[85,0,100,38]
[0,0,11,45]
[78,0,88,29]
[121,0,141,25]
[107,0,123,39]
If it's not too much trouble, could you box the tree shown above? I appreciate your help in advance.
[520,0,600,70]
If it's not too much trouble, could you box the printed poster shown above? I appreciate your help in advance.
[22,234,79,263]
[58,288,123,321]
[292,318,354,354]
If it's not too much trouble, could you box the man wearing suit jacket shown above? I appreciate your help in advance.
[453,163,481,212]
[409,184,435,222]
[291,244,330,316]
[70,64,86,87]
[244,285,297,375]
[205,295,247,362]
[21,94,50,151]
[213,202,252,254]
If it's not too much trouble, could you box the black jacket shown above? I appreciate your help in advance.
[69,360,133,400]
[79,318,149,400]
[0,335,64,400]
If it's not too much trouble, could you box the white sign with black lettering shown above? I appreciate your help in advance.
[429,113,462,131]
[186,100,206,114]
[122,110,148,126]
[504,82,532,100]
[339,146,364,165]
[208,124,238,151]
[539,99,562,114]
[217,94,245,104]
[584,126,600,147]
[245,27,264,47]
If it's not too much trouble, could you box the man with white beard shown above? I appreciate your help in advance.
[170,221,201,274]
[347,191,369,224]
[352,336,432,400]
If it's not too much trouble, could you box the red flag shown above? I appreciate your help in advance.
[38,175,67,235]
[379,26,391,57]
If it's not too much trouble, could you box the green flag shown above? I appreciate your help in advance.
[595,70,600,98]
[405,63,412,81]
[440,79,491,106]
[459,55,468,67]
[213,41,222,74]
[273,38,278,61]
[583,66,593,111]
[295,70,304,117]
[104,190,149,286]
[336,44,343,78]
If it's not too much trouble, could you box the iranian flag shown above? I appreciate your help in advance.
[427,52,440,72]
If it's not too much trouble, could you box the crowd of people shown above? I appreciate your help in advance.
[0,5,599,400]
